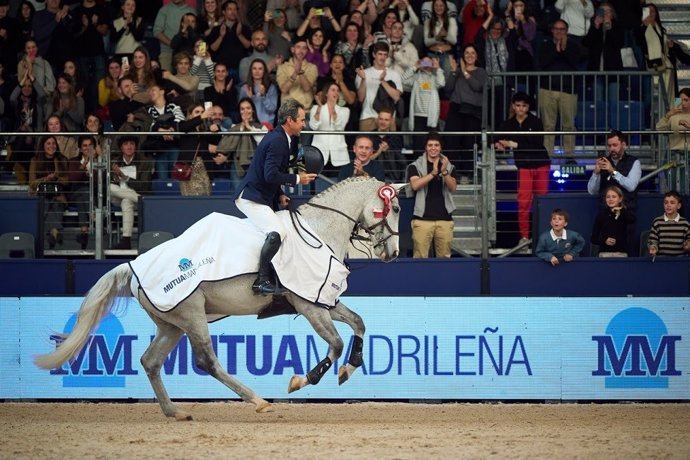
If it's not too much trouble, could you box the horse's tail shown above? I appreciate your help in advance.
[34,263,133,370]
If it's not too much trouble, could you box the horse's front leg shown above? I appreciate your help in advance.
[287,299,344,393]
[328,301,365,385]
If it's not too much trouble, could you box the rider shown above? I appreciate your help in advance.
[234,99,318,295]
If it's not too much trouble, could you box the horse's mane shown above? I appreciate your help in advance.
[305,176,383,204]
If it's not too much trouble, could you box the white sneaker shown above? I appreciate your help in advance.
[518,238,530,246]
[459,176,471,185]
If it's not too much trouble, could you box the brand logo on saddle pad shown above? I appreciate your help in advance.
[163,256,216,294]
[49,313,137,387]
[592,308,681,388]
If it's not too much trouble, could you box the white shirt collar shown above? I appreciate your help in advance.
[664,214,681,222]
[550,229,568,241]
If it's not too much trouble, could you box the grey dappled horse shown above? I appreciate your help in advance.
[35,177,400,420]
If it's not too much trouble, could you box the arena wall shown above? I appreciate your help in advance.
[1,296,688,401]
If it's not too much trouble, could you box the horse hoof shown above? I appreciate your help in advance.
[175,413,193,421]
[288,375,304,393]
[255,401,273,413]
[338,365,350,385]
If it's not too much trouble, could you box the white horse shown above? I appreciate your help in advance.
[35,177,400,420]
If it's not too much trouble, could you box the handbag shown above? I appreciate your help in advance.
[171,142,200,181]
[620,47,638,69]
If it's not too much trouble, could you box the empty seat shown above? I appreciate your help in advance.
[138,231,174,254]
[151,179,181,195]
[0,232,36,259]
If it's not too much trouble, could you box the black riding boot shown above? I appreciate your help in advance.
[252,232,282,295]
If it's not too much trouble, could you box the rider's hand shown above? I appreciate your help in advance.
[299,171,317,184]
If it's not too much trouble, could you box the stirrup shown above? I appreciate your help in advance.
[252,279,286,296]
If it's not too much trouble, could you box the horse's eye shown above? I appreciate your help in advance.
[392,206,400,214]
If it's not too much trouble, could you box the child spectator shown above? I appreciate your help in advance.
[647,191,690,257]
[590,185,635,257]
[535,208,585,266]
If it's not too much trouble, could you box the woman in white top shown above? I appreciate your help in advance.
[423,0,457,77]
[111,0,146,57]
[309,82,351,177]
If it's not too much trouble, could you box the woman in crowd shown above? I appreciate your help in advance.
[45,114,79,160]
[239,58,278,126]
[29,135,68,249]
[62,60,85,98]
[444,44,487,183]
[424,0,457,76]
[391,0,419,43]
[263,7,292,59]
[505,0,537,72]
[373,8,399,44]
[125,45,157,104]
[297,6,341,45]
[198,0,222,38]
[266,0,302,31]
[16,1,36,44]
[203,62,238,123]
[9,72,48,184]
[335,22,372,80]
[17,38,55,95]
[305,28,332,77]
[97,58,122,125]
[388,20,419,93]
[162,51,200,109]
[190,39,215,98]
[64,135,101,250]
[110,0,145,58]
[213,97,267,187]
[177,103,213,196]
[309,81,351,177]
[45,73,85,133]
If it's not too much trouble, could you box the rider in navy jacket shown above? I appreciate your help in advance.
[233,99,317,294]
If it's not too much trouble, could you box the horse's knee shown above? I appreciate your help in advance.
[193,352,216,376]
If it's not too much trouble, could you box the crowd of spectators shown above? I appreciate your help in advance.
[0,0,688,255]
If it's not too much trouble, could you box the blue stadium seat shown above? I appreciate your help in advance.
[211,179,234,195]
[151,179,181,195]
[608,100,648,144]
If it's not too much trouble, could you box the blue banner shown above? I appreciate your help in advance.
[1,297,688,400]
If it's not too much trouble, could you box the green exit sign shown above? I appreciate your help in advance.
[560,164,586,175]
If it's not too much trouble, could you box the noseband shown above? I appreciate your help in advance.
[304,201,399,248]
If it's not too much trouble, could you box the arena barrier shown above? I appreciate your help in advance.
[1,296,688,401]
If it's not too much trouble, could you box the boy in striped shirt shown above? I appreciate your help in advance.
[648,191,690,257]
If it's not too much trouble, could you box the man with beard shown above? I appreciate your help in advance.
[238,30,284,86]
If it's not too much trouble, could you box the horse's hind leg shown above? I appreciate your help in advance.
[184,315,273,413]
[140,315,189,420]
[287,298,344,393]
[328,301,365,385]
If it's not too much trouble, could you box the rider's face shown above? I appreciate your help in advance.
[285,108,306,136]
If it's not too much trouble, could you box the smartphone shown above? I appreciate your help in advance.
[204,101,212,111]
[314,8,324,15]
[197,41,207,56]
[121,56,129,67]
[642,7,650,20]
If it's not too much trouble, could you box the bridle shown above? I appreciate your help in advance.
[304,184,400,250]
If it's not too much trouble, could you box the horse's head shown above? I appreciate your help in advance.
[359,183,400,262]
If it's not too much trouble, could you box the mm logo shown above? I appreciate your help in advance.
[592,307,681,388]
[178,258,193,271]
[49,312,138,387]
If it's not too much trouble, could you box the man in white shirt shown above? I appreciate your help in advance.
[355,41,403,131]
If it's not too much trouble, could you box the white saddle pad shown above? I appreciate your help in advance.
[129,211,349,312]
